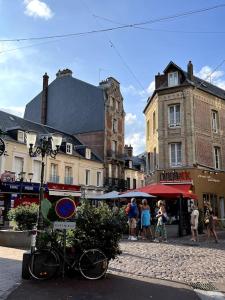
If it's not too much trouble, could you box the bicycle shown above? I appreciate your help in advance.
[28,229,108,280]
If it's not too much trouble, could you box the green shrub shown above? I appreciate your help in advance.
[67,200,125,260]
[8,203,38,230]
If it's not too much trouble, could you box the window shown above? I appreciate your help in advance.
[133,179,137,189]
[33,160,41,182]
[111,97,115,108]
[146,120,150,140]
[127,177,130,189]
[97,172,101,187]
[147,152,151,173]
[212,111,219,133]
[153,111,156,134]
[14,157,24,179]
[168,104,180,127]
[153,147,157,169]
[129,160,132,168]
[141,180,144,187]
[170,143,182,166]
[85,169,90,185]
[65,166,73,184]
[108,164,112,177]
[214,147,221,169]
[112,141,117,155]
[115,101,119,111]
[50,163,59,183]
[115,165,118,178]
[17,130,25,143]
[66,143,72,155]
[113,119,117,133]
[85,148,91,159]
[168,72,178,87]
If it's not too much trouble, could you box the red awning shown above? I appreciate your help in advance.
[136,183,197,199]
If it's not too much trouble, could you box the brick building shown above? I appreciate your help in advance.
[144,61,225,217]
[24,69,126,191]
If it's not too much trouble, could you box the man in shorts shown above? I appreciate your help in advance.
[128,198,138,241]
[190,203,199,242]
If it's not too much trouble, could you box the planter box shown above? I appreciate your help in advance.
[0,230,31,249]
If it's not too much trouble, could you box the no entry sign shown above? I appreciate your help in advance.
[55,197,76,219]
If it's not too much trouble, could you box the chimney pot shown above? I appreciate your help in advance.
[56,68,73,78]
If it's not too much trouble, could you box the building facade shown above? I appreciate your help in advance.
[144,61,225,217]
[24,70,126,191]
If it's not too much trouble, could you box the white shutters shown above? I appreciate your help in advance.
[169,104,180,127]
[212,111,218,133]
[14,157,24,179]
[214,147,221,169]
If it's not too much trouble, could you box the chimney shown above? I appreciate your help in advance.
[124,144,133,158]
[187,61,194,81]
[56,68,73,78]
[41,72,49,125]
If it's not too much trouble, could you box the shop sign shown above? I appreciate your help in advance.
[198,174,221,183]
[160,171,192,182]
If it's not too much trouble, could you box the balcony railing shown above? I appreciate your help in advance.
[49,175,60,183]
[64,176,73,185]
[104,177,127,192]
[106,150,124,160]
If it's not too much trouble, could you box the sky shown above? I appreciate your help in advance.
[1,0,225,155]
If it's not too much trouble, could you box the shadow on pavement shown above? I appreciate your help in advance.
[6,273,200,300]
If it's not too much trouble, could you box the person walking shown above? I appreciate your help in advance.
[204,200,212,240]
[141,199,153,240]
[190,203,199,242]
[208,210,219,243]
[154,200,168,242]
[127,198,138,241]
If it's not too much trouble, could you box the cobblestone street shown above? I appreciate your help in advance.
[109,232,225,285]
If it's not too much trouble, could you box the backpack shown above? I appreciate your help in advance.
[125,203,131,215]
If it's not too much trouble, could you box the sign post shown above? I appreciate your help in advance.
[54,197,76,279]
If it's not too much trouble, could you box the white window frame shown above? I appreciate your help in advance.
[85,148,91,159]
[17,130,25,143]
[32,160,42,182]
[168,71,178,87]
[97,171,101,187]
[170,143,182,167]
[214,147,221,170]
[14,156,24,179]
[108,164,112,177]
[66,143,73,155]
[85,169,90,186]
[168,104,181,128]
[129,160,132,169]
[212,110,219,133]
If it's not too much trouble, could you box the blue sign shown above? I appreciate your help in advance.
[55,198,76,220]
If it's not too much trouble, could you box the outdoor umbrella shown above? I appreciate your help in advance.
[87,190,120,200]
[119,191,156,198]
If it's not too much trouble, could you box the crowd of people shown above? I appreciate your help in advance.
[124,198,219,243]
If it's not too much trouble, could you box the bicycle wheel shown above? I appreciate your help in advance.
[28,249,60,280]
[79,249,108,280]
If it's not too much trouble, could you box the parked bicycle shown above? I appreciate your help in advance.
[28,229,108,280]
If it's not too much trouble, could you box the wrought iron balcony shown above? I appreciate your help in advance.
[64,176,73,185]
[49,175,59,183]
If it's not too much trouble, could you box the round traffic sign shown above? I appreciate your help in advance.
[55,198,76,220]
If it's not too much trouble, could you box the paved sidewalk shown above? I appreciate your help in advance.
[0,246,25,300]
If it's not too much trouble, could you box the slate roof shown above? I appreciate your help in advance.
[0,110,102,162]
[144,61,225,112]
[24,75,105,135]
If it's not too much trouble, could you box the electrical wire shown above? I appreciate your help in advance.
[1,3,225,43]
[197,59,225,88]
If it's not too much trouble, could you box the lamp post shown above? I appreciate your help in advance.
[28,172,33,183]
[26,131,62,230]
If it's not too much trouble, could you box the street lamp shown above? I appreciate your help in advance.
[28,172,33,183]
[26,131,62,230]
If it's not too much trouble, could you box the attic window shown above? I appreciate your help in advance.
[202,82,208,87]
[9,116,15,121]
[66,143,72,155]
[17,130,25,143]
[85,148,91,159]
[168,72,178,87]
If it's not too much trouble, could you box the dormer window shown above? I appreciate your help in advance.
[129,160,133,168]
[17,130,25,143]
[66,143,72,155]
[85,148,91,159]
[168,72,178,87]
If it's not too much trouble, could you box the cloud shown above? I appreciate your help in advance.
[125,132,145,156]
[121,81,155,101]
[125,113,137,125]
[24,0,53,20]
[0,106,25,117]
[195,65,225,90]
[0,42,24,64]
[146,80,155,95]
